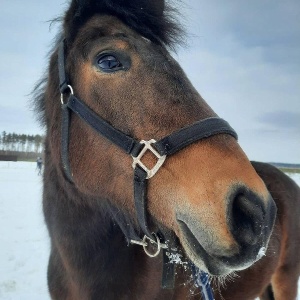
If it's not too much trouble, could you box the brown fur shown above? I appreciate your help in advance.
[36,3,300,299]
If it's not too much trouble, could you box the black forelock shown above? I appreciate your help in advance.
[64,0,185,49]
[31,0,185,127]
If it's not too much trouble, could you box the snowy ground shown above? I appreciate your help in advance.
[0,162,49,300]
[0,162,299,300]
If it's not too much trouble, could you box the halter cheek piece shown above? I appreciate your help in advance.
[58,39,237,295]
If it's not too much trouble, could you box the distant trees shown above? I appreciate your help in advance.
[0,131,44,153]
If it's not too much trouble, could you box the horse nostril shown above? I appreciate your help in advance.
[230,192,265,246]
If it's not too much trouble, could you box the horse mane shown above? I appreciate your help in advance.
[64,0,185,48]
[31,33,62,128]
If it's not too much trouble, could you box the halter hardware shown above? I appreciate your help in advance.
[132,140,166,179]
[130,233,167,257]
[60,84,74,104]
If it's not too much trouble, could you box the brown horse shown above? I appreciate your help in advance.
[33,0,300,299]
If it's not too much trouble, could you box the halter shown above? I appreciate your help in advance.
[58,39,237,298]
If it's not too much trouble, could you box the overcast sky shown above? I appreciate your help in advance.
[0,0,299,163]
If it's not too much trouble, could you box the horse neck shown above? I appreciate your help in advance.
[43,160,169,298]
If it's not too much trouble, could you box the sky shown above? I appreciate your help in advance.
[0,0,299,163]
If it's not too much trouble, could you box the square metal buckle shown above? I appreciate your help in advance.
[132,139,166,179]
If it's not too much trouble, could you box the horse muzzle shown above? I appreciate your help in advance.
[176,187,277,275]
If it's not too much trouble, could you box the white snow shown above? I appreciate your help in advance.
[285,172,300,186]
[0,162,50,300]
[0,161,299,299]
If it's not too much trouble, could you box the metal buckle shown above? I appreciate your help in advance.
[130,233,167,258]
[60,84,74,105]
[132,139,166,179]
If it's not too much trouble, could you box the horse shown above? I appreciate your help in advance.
[33,0,300,299]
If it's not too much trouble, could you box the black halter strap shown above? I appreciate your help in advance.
[62,95,237,238]
[58,39,237,290]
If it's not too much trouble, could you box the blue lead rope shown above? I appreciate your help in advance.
[192,266,215,300]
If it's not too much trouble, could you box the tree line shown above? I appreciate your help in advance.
[0,131,44,153]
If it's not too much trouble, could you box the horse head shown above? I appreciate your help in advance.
[42,0,276,277]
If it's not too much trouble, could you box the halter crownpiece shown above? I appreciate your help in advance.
[58,39,235,297]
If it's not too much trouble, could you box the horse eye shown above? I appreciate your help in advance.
[97,55,123,71]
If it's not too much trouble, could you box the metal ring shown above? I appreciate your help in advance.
[142,233,162,258]
[60,85,74,105]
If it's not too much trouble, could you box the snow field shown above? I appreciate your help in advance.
[0,162,49,300]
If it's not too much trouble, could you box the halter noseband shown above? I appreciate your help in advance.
[58,39,237,296]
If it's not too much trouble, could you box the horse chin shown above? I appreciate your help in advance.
[177,220,262,276]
